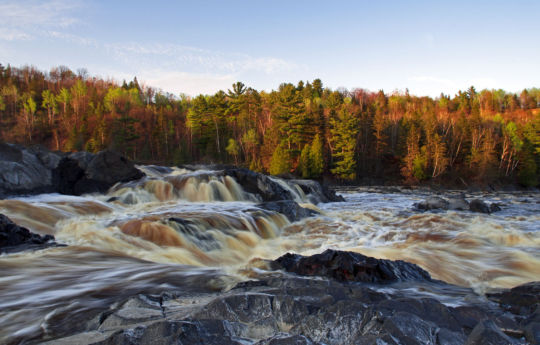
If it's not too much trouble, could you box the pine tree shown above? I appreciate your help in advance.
[299,144,311,178]
[310,133,324,178]
[269,143,291,175]
[330,105,359,180]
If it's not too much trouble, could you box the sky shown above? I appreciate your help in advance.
[0,0,539,97]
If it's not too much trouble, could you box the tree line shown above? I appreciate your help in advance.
[1,64,539,186]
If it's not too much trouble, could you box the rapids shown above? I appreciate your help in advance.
[0,167,539,343]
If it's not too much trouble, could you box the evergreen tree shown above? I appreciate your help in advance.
[330,105,359,180]
[310,133,324,178]
[269,143,291,175]
[298,144,311,178]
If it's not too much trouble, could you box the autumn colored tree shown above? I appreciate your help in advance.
[0,64,537,186]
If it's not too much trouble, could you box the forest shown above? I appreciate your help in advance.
[0,63,539,186]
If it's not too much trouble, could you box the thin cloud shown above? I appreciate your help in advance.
[0,0,83,40]
[106,42,297,75]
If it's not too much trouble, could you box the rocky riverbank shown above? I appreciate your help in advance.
[0,143,144,198]
[38,250,539,345]
[1,144,538,344]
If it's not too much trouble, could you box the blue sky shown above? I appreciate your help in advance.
[1,0,539,97]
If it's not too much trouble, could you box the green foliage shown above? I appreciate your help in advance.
[518,148,538,186]
[330,105,358,180]
[298,144,311,178]
[309,134,324,178]
[226,138,240,164]
[0,95,5,112]
[269,144,291,175]
[0,63,539,186]
[413,152,428,181]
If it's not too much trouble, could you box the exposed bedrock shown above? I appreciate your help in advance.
[287,179,345,203]
[220,168,343,204]
[258,200,317,222]
[271,249,433,284]
[0,214,58,253]
[52,150,145,195]
[0,143,62,197]
[0,143,145,197]
[41,250,539,345]
[414,195,502,214]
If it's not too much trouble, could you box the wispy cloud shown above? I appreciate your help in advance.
[102,42,300,95]
[0,1,299,95]
[106,42,297,75]
[0,0,82,41]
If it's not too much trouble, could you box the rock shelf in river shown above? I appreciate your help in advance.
[42,250,539,345]
[0,214,59,253]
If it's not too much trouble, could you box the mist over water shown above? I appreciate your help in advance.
[0,167,538,343]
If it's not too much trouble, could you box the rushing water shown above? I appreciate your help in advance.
[0,167,539,343]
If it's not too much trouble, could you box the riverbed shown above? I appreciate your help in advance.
[0,167,538,343]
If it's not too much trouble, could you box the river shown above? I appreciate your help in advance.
[0,166,539,343]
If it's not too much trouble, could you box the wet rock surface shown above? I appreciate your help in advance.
[414,195,502,214]
[179,167,343,204]
[0,143,62,197]
[271,249,433,283]
[40,250,538,345]
[258,200,317,222]
[288,179,345,203]
[0,214,58,253]
[223,168,298,202]
[0,143,145,197]
[53,150,145,195]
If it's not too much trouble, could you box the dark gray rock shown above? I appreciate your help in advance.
[487,281,540,316]
[469,199,491,213]
[258,201,317,222]
[288,179,345,203]
[272,249,433,284]
[0,143,60,196]
[490,203,502,213]
[414,196,450,210]
[464,320,518,345]
[447,197,469,211]
[224,168,296,202]
[0,144,144,197]
[254,334,320,345]
[53,150,145,195]
[0,213,57,253]
[39,251,538,345]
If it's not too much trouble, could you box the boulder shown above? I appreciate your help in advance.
[487,281,540,316]
[0,143,61,196]
[464,320,517,345]
[0,144,144,197]
[223,168,295,202]
[0,214,57,253]
[469,199,491,214]
[35,252,538,345]
[447,197,469,211]
[414,196,449,211]
[258,201,318,222]
[490,203,502,213]
[53,150,145,195]
[271,249,432,284]
[288,179,345,203]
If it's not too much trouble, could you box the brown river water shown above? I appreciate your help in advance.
[0,166,539,343]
